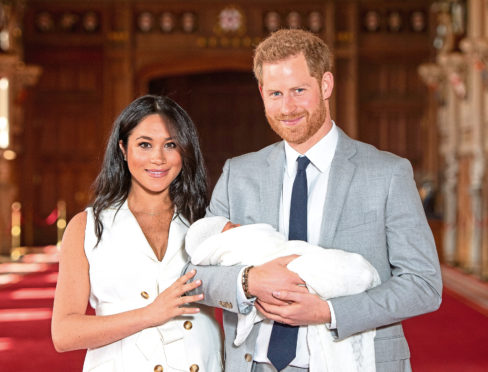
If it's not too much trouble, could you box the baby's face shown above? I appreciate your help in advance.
[221,221,241,232]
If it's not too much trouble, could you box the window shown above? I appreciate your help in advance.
[0,77,9,149]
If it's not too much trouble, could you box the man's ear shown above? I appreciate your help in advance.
[259,85,264,99]
[321,72,334,100]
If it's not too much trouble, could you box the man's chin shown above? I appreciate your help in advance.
[268,120,309,144]
[279,130,309,145]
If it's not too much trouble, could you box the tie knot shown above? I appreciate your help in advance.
[296,156,311,172]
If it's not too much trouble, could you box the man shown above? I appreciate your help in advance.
[188,29,442,372]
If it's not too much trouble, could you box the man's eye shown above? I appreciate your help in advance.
[295,88,305,93]
[271,92,282,97]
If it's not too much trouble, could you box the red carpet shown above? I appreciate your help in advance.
[0,263,86,371]
[0,259,487,372]
[403,288,488,372]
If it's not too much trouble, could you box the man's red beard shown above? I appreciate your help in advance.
[266,98,327,145]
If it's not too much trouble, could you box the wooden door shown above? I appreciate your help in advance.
[358,56,428,169]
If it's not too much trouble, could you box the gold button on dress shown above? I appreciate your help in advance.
[184,320,193,330]
[189,364,199,372]
[154,365,163,372]
[141,291,149,299]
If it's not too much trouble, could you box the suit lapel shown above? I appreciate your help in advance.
[259,142,285,230]
[319,128,357,247]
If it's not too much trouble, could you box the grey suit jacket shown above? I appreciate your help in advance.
[188,128,442,372]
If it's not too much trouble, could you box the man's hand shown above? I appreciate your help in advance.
[255,291,331,326]
[247,255,307,305]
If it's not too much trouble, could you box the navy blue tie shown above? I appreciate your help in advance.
[267,156,310,371]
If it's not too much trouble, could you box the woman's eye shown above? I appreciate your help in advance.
[138,142,151,149]
[165,142,177,149]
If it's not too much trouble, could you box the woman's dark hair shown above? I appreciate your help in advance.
[92,95,208,244]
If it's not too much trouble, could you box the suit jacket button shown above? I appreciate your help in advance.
[141,291,149,299]
[154,365,163,372]
[244,353,253,362]
[189,364,199,372]
[184,320,193,330]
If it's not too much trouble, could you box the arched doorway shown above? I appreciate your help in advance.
[149,70,279,190]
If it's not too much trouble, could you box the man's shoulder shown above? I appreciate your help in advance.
[227,141,283,168]
[342,133,411,173]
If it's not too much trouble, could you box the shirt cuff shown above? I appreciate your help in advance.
[236,266,256,314]
[325,300,336,329]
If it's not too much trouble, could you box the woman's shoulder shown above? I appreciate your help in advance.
[66,211,88,233]
[85,201,128,221]
[61,211,88,251]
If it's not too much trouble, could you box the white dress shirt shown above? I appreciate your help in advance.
[237,122,339,367]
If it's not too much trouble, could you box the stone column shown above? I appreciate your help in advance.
[0,55,41,256]
[460,36,487,274]
[456,0,487,274]
[437,52,466,265]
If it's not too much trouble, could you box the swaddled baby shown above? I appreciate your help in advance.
[185,216,380,372]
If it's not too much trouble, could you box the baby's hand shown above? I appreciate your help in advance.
[221,221,241,232]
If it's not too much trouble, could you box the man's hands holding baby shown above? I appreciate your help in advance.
[247,255,331,326]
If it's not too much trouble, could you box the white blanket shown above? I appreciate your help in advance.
[185,217,380,372]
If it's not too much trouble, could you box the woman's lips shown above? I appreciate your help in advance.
[146,169,169,178]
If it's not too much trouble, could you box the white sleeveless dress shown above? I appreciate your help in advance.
[82,201,223,372]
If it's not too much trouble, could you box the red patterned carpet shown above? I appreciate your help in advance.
[0,248,487,372]
[0,260,86,371]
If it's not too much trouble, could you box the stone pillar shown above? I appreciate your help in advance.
[0,55,41,255]
[481,0,488,279]
[0,0,41,256]
[456,0,487,274]
[438,52,466,265]
[460,35,486,274]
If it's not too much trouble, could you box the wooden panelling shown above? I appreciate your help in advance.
[356,0,431,170]
[358,57,428,169]
[21,47,103,245]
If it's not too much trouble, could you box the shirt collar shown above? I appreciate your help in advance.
[284,121,338,176]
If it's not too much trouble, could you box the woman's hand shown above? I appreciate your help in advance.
[144,269,204,327]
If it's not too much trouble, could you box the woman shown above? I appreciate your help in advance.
[52,95,223,372]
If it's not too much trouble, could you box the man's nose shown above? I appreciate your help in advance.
[281,94,296,114]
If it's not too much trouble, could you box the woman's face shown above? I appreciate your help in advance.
[119,114,182,196]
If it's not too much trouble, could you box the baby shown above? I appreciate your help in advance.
[185,216,380,372]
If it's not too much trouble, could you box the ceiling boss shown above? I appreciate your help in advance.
[214,5,246,36]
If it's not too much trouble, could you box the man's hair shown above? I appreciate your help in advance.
[253,29,333,85]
